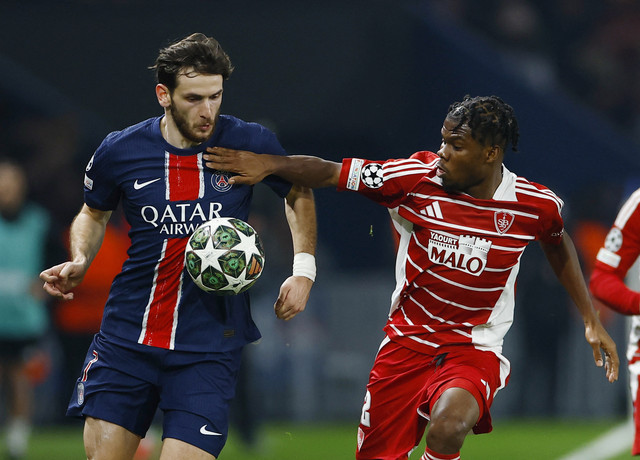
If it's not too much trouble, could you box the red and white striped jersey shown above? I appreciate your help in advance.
[337,151,564,361]
[591,188,640,361]
[590,188,640,455]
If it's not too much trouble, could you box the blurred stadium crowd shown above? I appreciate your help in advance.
[438,0,640,143]
[0,0,640,457]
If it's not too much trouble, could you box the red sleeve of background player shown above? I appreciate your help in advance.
[589,189,640,315]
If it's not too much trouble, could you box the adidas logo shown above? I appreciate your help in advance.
[421,201,443,219]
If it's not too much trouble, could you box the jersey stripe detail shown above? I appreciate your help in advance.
[165,152,204,200]
[139,241,164,345]
[140,152,202,349]
[384,162,433,180]
[81,350,99,382]
[414,283,494,312]
[408,193,540,219]
[406,293,475,327]
[425,268,505,292]
[400,205,536,241]
[139,238,188,348]
[514,183,564,213]
[615,189,640,229]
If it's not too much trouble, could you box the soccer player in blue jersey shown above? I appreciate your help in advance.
[39,33,317,460]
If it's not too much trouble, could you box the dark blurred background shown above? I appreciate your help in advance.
[0,0,638,448]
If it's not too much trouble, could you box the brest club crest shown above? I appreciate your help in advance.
[494,210,515,234]
[211,170,233,192]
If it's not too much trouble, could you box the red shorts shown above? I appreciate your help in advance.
[356,338,508,460]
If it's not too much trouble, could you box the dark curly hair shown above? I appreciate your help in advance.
[150,33,234,92]
[446,95,519,152]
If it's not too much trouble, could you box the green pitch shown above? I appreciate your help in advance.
[13,418,637,459]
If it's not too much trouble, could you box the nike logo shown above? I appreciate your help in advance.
[199,425,223,436]
[133,178,161,190]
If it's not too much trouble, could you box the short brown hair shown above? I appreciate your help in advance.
[150,33,234,91]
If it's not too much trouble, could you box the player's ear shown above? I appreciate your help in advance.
[485,144,502,164]
[156,84,171,108]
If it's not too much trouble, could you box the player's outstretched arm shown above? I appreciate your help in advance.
[540,234,619,383]
[275,184,317,321]
[40,204,111,300]
[204,147,341,188]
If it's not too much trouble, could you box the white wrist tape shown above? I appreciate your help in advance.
[293,252,316,282]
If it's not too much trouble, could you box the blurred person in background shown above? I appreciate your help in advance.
[39,32,316,460]
[205,95,619,460]
[590,187,640,456]
[0,158,51,459]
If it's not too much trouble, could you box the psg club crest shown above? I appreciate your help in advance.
[211,171,233,192]
[494,210,514,234]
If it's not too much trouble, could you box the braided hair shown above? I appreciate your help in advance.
[446,95,519,152]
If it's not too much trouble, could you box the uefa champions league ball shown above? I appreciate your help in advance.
[185,217,265,295]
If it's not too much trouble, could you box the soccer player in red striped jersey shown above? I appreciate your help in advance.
[39,34,317,460]
[204,95,619,460]
[590,189,640,456]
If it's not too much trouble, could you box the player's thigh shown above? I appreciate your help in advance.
[160,438,216,460]
[84,416,141,460]
[357,341,432,458]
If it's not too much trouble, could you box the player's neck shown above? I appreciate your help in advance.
[467,165,504,200]
[160,116,200,149]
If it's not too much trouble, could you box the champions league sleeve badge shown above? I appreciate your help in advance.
[604,227,623,253]
[361,163,384,189]
[211,171,233,192]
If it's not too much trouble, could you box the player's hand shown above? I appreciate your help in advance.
[39,261,87,301]
[274,276,313,321]
[584,320,619,383]
[203,147,271,185]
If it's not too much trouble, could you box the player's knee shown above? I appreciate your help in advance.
[426,414,472,452]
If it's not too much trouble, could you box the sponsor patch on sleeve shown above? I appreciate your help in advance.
[596,247,621,268]
[346,158,364,191]
[84,174,94,190]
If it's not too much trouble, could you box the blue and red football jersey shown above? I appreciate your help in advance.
[83,115,292,352]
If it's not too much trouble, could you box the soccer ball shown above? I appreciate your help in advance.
[184,217,265,295]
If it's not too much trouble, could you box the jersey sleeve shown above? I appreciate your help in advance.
[337,151,438,208]
[589,191,640,314]
[245,124,292,199]
[527,181,565,245]
[83,132,122,211]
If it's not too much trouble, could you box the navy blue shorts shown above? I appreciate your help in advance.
[67,333,242,457]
